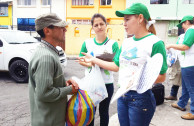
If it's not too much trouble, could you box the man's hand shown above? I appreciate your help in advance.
[66,79,79,93]
[71,85,78,94]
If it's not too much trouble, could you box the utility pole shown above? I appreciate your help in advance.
[50,0,52,13]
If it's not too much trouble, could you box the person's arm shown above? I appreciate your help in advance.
[166,44,189,51]
[34,55,73,102]
[79,52,119,72]
[78,42,121,72]
[155,73,166,83]
[79,41,93,67]
[151,41,168,84]
[166,29,194,51]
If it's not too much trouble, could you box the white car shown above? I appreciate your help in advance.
[0,30,67,83]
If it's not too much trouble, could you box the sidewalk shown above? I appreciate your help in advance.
[66,55,78,60]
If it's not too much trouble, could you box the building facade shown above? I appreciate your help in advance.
[65,0,126,55]
[0,0,67,49]
[1,0,127,54]
[126,0,194,44]
[0,1,13,29]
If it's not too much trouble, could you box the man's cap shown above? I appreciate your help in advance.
[35,13,68,31]
[177,15,194,29]
[115,3,150,20]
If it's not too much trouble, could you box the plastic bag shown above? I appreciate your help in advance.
[72,65,108,106]
[167,49,177,67]
[66,89,95,126]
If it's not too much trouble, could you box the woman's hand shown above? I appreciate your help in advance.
[166,44,172,50]
[78,52,94,63]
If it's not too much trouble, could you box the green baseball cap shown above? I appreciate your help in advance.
[177,15,194,28]
[115,3,150,20]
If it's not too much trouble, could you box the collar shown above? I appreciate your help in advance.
[40,40,59,55]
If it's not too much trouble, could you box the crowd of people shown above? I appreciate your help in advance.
[27,2,194,126]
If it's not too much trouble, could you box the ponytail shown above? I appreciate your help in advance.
[148,18,156,35]
[149,25,156,35]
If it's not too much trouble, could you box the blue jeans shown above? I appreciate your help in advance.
[88,84,114,126]
[178,67,194,114]
[117,90,156,126]
[170,85,180,97]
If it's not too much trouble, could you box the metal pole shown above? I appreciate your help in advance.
[50,0,52,13]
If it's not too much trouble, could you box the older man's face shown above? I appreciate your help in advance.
[50,26,67,43]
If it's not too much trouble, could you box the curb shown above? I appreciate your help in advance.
[66,55,78,60]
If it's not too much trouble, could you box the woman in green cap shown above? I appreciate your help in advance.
[166,15,194,120]
[78,3,167,126]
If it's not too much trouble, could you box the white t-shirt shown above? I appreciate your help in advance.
[80,37,119,84]
[178,26,194,68]
[118,34,161,90]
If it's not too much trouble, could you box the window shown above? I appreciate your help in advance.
[182,0,194,4]
[42,0,51,5]
[100,0,111,5]
[17,0,36,6]
[17,18,35,31]
[150,0,169,4]
[72,19,91,25]
[72,0,94,5]
[0,7,8,16]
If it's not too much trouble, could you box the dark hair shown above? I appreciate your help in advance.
[37,25,55,38]
[91,13,107,26]
[188,17,194,24]
[37,29,45,38]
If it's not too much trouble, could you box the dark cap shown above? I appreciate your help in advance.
[35,13,68,31]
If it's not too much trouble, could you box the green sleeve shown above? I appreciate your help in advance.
[34,55,72,102]
[151,41,168,74]
[183,29,194,47]
[112,42,119,53]
[113,46,122,67]
[79,41,88,57]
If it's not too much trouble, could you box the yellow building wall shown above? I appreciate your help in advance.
[65,0,126,55]
[67,0,99,19]
[0,5,12,26]
[65,24,124,55]
[98,0,125,20]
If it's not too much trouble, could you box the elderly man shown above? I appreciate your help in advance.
[28,13,78,126]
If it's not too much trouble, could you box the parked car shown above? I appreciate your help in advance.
[56,46,67,73]
[0,30,67,83]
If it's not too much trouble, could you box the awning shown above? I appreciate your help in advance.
[0,2,8,7]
